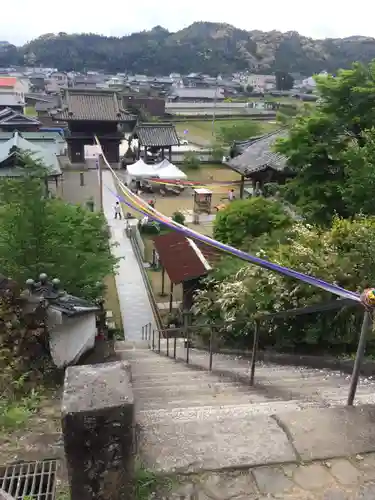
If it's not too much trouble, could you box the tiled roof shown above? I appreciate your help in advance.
[0,94,24,107]
[0,132,61,176]
[29,278,99,316]
[226,130,289,175]
[53,89,137,122]
[0,108,41,126]
[133,122,179,147]
[0,77,16,87]
[153,232,217,284]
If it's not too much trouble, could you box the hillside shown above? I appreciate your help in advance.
[2,22,375,75]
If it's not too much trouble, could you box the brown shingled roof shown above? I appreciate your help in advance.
[153,232,218,284]
[53,89,137,122]
[132,122,179,147]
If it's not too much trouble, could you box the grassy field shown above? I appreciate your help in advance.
[104,274,123,332]
[174,119,278,145]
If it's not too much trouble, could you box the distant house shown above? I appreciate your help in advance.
[0,131,62,189]
[0,94,24,113]
[29,73,46,92]
[169,87,225,103]
[0,130,67,156]
[73,74,106,89]
[0,107,41,131]
[34,95,61,116]
[0,77,27,102]
[182,74,211,89]
[50,71,68,88]
[122,95,166,117]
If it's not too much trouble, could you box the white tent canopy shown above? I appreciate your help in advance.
[127,158,156,178]
[152,159,187,180]
[127,158,187,181]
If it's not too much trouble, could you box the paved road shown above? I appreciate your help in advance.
[102,170,156,340]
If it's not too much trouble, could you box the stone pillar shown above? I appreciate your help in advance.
[61,361,134,500]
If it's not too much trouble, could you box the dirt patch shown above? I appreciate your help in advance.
[0,389,63,466]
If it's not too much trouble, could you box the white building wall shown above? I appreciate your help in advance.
[49,313,96,368]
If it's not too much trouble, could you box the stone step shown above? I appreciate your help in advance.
[136,392,277,411]
[115,341,149,350]
[137,400,321,426]
[131,381,268,399]
[138,411,297,473]
[130,372,231,386]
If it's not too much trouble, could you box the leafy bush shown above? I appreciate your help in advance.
[172,211,186,225]
[193,217,375,355]
[182,152,200,170]
[211,143,226,162]
[139,220,161,235]
[213,197,293,248]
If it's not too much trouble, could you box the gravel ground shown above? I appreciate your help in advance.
[60,170,101,210]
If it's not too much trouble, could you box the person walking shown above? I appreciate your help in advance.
[114,201,122,220]
[228,189,235,201]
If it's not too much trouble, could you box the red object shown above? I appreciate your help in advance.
[153,232,220,284]
[0,77,17,87]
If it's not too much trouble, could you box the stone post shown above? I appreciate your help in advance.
[61,361,134,500]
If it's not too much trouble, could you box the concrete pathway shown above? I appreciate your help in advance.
[162,455,375,499]
[102,170,156,340]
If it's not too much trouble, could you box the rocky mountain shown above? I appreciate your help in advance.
[2,22,375,76]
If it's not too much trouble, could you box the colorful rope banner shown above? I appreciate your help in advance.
[96,136,362,304]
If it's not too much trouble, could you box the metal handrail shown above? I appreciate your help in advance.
[150,298,367,401]
[129,232,164,331]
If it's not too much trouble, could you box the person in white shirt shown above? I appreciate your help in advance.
[228,189,235,201]
[114,202,122,220]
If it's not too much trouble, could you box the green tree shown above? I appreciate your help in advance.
[0,154,116,299]
[216,121,261,146]
[340,130,375,216]
[275,71,294,91]
[213,197,293,248]
[194,216,375,353]
[276,61,375,225]
[211,142,226,162]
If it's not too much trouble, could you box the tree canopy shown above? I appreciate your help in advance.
[276,61,375,225]
[4,24,375,74]
[0,154,116,299]
[213,197,293,248]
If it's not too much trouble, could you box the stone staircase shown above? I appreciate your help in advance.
[115,340,375,474]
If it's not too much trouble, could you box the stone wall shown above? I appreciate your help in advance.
[61,361,134,500]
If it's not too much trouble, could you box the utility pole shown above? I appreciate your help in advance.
[211,76,219,137]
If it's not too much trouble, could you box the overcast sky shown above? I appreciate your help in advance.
[2,0,375,45]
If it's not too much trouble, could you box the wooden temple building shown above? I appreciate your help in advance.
[130,122,179,163]
[53,88,137,163]
[226,129,293,198]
